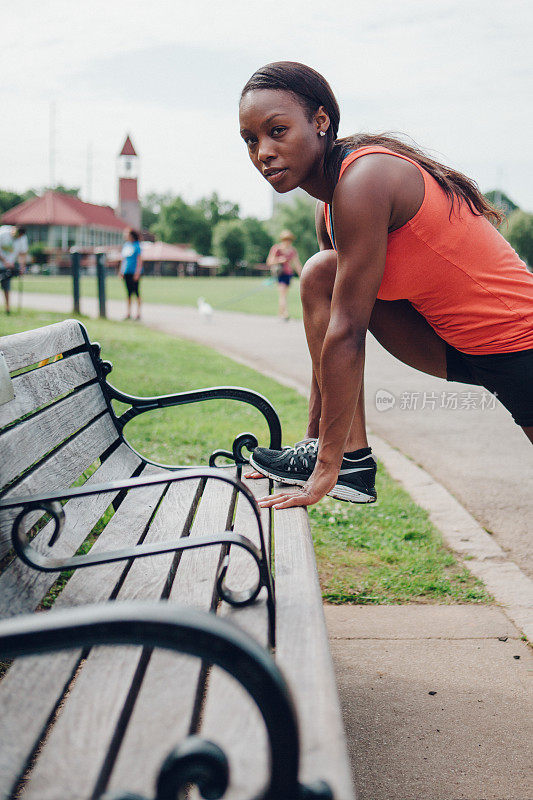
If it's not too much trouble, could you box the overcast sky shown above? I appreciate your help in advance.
[2,0,532,218]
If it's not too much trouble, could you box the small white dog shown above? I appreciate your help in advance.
[197,296,213,321]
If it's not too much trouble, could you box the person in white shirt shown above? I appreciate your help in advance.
[0,226,28,313]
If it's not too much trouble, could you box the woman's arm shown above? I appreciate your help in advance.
[291,250,303,276]
[133,243,142,281]
[266,244,280,267]
[259,157,392,508]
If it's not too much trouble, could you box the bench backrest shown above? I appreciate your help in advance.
[0,320,123,560]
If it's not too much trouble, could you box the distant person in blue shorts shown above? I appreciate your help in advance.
[266,229,302,320]
[120,229,142,320]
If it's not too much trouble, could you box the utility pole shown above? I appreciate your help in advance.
[49,102,56,189]
[86,142,93,202]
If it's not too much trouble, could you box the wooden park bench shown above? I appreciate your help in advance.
[0,319,354,800]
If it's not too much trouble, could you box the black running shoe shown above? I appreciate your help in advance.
[250,439,377,504]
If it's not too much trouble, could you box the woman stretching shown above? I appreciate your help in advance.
[238,61,533,509]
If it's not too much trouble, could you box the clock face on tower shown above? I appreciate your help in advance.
[118,154,138,179]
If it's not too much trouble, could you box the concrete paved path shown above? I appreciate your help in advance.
[326,605,533,800]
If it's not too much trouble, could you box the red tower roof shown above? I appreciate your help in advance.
[1,191,128,230]
[119,135,137,157]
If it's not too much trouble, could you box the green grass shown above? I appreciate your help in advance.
[20,274,304,318]
[1,309,491,605]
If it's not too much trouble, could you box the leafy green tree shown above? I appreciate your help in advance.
[0,190,26,216]
[241,217,273,264]
[212,219,247,274]
[503,210,533,269]
[196,192,240,227]
[141,192,174,230]
[152,196,212,254]
[29,242,47,263]
[272,195,317,264]
[46,184,80,197]
[484,189,518,217]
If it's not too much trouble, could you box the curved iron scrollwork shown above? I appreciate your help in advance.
[0,603,334,800]
[5,468,275,645]
[106,382,282,455]
[90,341,113,379]
[209,432,259,467]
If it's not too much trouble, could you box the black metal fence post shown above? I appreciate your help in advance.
[95,252,106,319]
[71,251,80,314]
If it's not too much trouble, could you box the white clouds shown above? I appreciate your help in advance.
[2,0,532,214]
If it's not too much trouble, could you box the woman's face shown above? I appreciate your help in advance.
[239,89,328,194]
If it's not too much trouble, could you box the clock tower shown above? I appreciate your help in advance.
[117,135,141,231]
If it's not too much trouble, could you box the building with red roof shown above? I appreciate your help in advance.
[1,191,128,250]
[0,135,142,253]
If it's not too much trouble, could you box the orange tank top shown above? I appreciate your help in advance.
[324,146,533,355]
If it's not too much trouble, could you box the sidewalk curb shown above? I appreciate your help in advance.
[212,351,533,644]
[370,436,533,643]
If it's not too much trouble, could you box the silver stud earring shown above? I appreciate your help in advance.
[319,131,326,137]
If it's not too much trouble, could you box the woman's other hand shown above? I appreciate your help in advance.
[256,466,337,509]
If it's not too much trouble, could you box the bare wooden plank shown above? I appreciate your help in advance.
[0,352,97,429]
[107,476,235,799]
[0,443,142,619]
[0,320,85,373]
[1,382,107,488]
[196,474,271,800]
[0,413,120,560]
[0,469,166,800]
[22,474,204,800]
[274,494,355,800]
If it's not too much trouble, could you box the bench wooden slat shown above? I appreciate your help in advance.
[22,474,201,800]
[0,351,97,429]
[275,497,355,800]
[0,413,121,559]
[0,471,166,800]
[107,477,235,798]
[0,320,85,373]
[0,444,143,620]
[1,382,108,488]
[196,475,271,800]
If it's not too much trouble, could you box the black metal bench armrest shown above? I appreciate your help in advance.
[0,602,332,800]
[106,381,282,460]
[1,468,275,645]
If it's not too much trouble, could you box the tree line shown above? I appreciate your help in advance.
[142,191,320,272]
[1,186,532,271]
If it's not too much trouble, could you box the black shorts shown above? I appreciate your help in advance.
[0,266,18,291]
[446,343,533,427]
[124,274,140,297]
[278,273,292,286]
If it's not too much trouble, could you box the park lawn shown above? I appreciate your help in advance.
[1,309,490,605]
[21,274,304,319]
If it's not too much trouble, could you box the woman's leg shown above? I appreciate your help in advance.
[135,280,141,320]
[278,281,289,319]
[300,251,368,450]
[369,298,447,378]
[300,250,449,448]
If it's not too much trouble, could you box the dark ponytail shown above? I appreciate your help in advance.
[241,62,503,225]
[334,133,504,225]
